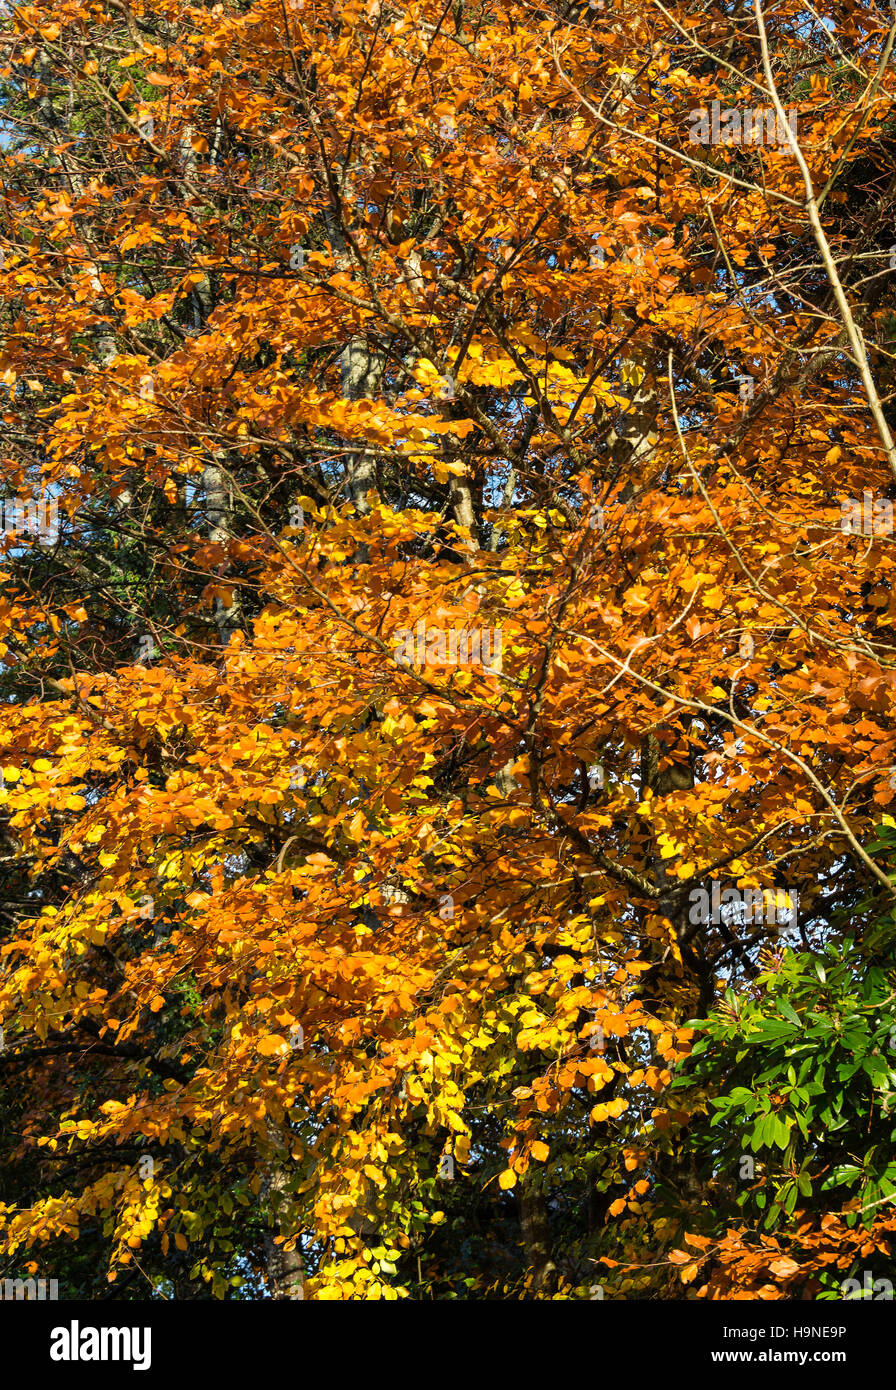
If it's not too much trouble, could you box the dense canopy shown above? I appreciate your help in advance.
[1,0,896,1301]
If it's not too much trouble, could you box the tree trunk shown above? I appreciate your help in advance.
[202,458,242,645]
[519,1177,558,1295]
[340,337,383,518]
[261,1121,305,1299]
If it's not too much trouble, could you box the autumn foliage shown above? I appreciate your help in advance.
[0,0,895,1300]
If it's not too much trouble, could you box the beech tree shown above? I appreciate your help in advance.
[0,0,895,1300]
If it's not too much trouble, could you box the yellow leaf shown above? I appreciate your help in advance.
[498,1169,517,1190]
[174,1233,188,1251]
[531,1141,549,1162]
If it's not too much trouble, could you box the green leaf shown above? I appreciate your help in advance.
[773,1115,792,1150]
[823,1164,861,1188]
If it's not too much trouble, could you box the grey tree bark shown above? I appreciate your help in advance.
[339,337,383,518]
[260,1121,305,1299]
[202,457,243,645]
